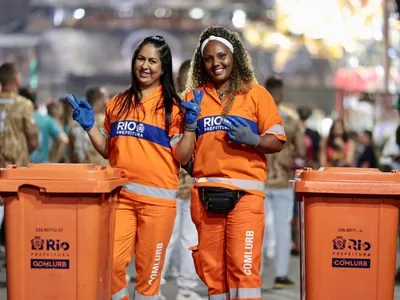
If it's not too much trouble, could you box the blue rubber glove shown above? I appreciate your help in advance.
[65,94,95,131]
[221,116,261,147]
[181,89,204,131]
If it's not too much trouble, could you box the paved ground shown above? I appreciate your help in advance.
[1,252,400,299]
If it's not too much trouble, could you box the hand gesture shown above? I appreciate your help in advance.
[65,94,95,131]
[221,116,260,147]
[181,89,204,131]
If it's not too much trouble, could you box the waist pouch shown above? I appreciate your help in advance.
[198,187,244,214]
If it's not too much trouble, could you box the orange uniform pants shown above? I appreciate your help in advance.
[111,191,176,300]
[190,187,264,300]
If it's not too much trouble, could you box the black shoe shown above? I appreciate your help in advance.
[291,249,300,256]
[395,269,400,284]
[273,277,295,289]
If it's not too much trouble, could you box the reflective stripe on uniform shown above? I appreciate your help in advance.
[123,182,178,200]
[262,124,285,136]
[111,287,129,300]
[134,290,159,300]
[229,288,261,299]
[194,177,265,192]
[170,133,183,147]
[209,293,229,300]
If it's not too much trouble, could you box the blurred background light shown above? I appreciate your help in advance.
[188,7,205,20]
[232,9,246,28]
[73,8,85,20]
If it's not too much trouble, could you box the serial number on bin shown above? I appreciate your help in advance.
[338,228,362,233]
[36,228,63,233]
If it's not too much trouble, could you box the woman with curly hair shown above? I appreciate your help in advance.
[184,26,286,300]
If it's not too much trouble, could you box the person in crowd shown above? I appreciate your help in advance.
[381,95,400,283]
[184,26,285,300]
[65,35,202,300]
[297,105,321,169]
[159,60,206,300]
[263,77,305,288]
[0,63,39,258]
[47,99,70,162]
[19,88,69,164]
[356,130,377,168]
[0,64,38,166]
[69,86,109,165]
[176,60,191,98]
[164,60,193,280]
[319,119,356,167]
[380,95,400,171]
[0,201,3,254]
[290,105,321,256]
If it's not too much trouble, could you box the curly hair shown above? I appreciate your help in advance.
[185,26,257,116]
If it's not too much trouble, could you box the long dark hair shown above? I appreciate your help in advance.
[113,35,181,132]
[327,119,348,149]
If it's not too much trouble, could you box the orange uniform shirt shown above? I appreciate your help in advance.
[102,86,183,205]
[184,82,286,197]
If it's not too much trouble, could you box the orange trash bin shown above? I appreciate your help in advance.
[0,164,128,300]
[295,167,400,300]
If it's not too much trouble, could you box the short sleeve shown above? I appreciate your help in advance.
[101,98,115,139]
[48,117,62,140]
[102,112,110,138]
[256,87,286,142]
[22,100,38,141]
[169,103,184,147]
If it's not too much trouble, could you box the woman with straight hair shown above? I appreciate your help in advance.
[66,35,203,300]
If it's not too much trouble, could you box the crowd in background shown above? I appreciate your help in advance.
[1,62,393,171]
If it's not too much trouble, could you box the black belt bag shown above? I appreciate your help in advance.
[198,187,244,214]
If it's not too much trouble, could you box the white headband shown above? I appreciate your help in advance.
[200,35,234,56]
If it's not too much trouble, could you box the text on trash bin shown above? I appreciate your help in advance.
[331,236,372,269]
[331,258,371,269]
[31,236,70,251]
[30,259,70,269]
[30,236,70,269]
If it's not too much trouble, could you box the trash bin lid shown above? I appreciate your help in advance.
[295,167,400,195]
[0,164,128,193]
